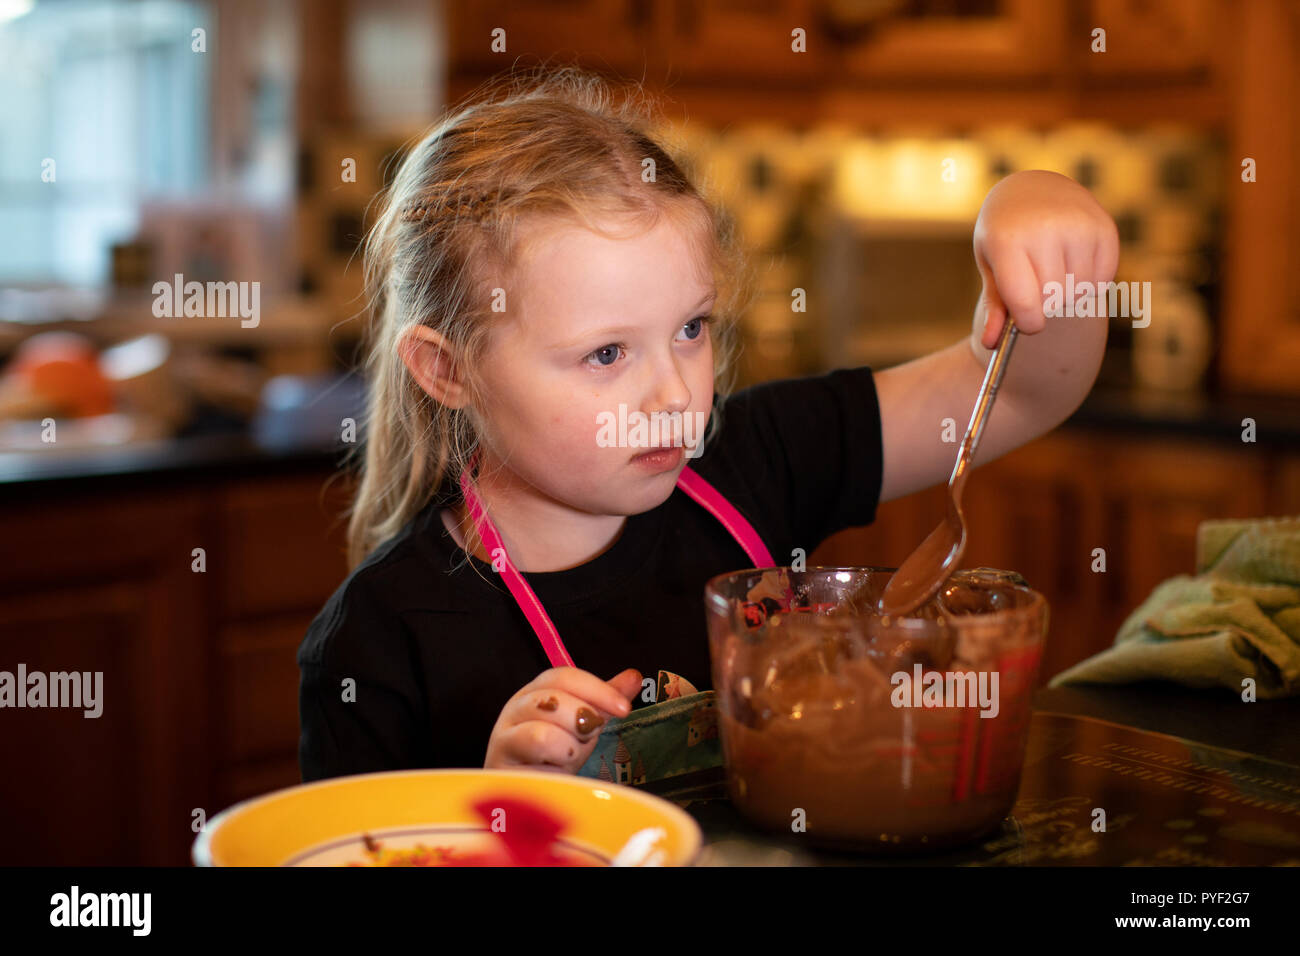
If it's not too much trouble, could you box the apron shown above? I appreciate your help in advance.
[458,450,775,785]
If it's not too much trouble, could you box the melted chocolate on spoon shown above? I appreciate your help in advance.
[876,318,1020,616]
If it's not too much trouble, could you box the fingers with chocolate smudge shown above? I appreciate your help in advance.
[574,707,605,737]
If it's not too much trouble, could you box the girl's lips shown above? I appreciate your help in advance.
[631,446,683,472]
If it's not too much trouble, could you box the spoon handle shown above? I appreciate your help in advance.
[950,318,1019,490]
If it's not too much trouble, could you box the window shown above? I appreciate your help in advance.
[0,0,212,285]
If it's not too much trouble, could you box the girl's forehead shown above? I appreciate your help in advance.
[511,216,714,309]
[517,209,699,260]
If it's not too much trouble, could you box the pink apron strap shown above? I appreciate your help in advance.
[457,452,774,670]
[459,460,575,669]
[675,465,775,568]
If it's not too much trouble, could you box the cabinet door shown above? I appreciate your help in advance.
[665,0,822,84]
[1275,453,1300,515]
[212,474,354,803]
[1079,0,1221,80]
[447,0,652,76]
[216,474,352,619]
[0,491,209,866]
[833,0,1065,82]
[1102,437,1270,614]
[0,586,154,865]
[961,432,1110,682]
[809,482,948,570]
[218,616,313,806]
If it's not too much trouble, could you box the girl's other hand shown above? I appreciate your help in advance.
[483,667,643,773]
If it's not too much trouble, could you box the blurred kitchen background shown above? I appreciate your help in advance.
[2,0,1299,864]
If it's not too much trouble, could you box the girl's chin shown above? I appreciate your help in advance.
[613,469,682,512]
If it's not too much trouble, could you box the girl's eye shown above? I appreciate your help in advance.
[679,315,711,341]
[586,344,623,368]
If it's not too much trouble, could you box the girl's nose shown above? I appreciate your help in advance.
[645,357,692,418]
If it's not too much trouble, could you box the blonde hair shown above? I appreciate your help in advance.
[344,64,757,571]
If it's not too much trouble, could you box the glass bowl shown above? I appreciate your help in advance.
[704,566,1048,852]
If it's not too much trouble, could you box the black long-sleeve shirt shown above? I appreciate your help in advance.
[298,366,884,781]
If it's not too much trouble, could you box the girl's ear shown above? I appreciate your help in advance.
[400,325,469,408]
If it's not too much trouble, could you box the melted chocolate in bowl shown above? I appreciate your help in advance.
[704,568,1048,852]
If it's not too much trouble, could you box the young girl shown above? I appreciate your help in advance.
[298,67,1115,783]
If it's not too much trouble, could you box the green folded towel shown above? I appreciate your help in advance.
[1049,517,1300,699]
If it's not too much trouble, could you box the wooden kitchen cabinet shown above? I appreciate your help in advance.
[209,473,357,810]
[0,465,353,865]
[446,0,653,76]
[1102,438,1270,606]
[1076,0,1223,81]
[830,0,1066,83]
[446,0,1068,87]
[662,0,823,85]
[445,0,823,87]
[216,615,312,806]
[0,491,211,866]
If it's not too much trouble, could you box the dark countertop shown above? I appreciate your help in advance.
[1031,682,1300,767]
[0,430,350,497]
[2,377,1298,495]
[655,682,1300,866]
[0,370,366,498]
[1066,384,1300,447]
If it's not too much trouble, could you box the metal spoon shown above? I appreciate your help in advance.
[875,317,1020,618]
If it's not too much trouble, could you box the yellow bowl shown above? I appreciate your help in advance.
[192,769,703,867]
